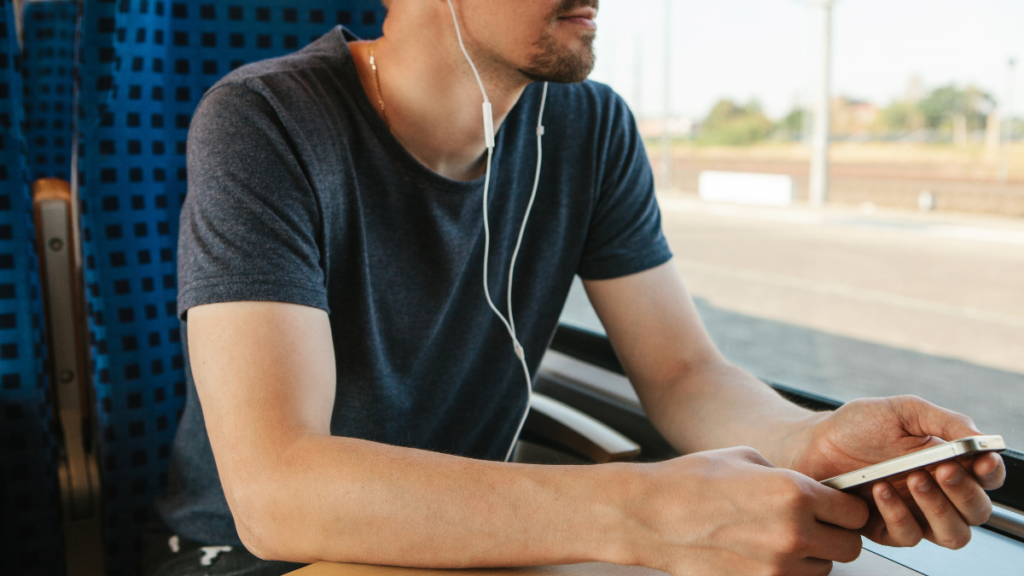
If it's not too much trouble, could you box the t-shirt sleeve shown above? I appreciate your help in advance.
[577,91,673,280]
[176,82,328,319]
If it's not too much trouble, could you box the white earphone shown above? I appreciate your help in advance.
[445,0,549,462]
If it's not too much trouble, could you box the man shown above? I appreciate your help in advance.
[149,1,1006,575]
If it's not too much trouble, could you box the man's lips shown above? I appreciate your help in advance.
[558,7,598,30]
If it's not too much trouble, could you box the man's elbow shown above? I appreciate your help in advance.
[229,480,285,561]
[225,472,315,564]
[235,520,276,562]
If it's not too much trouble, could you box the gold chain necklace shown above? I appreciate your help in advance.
[368,43,391,130]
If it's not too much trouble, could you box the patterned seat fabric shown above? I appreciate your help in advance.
[0,0,62,575]
[76,2,385,574]
[21,0,77,180]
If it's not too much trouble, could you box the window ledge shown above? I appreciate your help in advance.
[865,521,1024,576]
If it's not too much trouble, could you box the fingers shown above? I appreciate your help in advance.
[933,460,994,525]
[971,453,1006,490]
[886,396,981,442]
[869,460,998,550]
[812,482,870,530]
[872,481,924,547]
[907,471,973,549]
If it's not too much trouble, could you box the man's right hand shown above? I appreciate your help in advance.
[628,447,869,576]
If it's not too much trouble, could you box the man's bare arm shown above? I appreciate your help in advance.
[582,261,816,467]
[188,301,638,566]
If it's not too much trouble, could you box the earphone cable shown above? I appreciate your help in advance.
[506,82,549,338]
[500,82,548,462]
[446,0,546,463]
[479,134,534,464]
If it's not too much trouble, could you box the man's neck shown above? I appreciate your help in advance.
[349,11,531,182]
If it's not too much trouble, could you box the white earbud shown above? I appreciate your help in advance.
[445,0,549,462]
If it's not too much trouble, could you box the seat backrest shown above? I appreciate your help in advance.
[21,0,77,180]
[0,0,63,574]
[75,2,385,574]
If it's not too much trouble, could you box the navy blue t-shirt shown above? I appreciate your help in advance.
[156,27,672,545]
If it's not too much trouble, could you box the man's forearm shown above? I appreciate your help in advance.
[230,434,639,566]
[637,358,826,469]
[580,264,825,469]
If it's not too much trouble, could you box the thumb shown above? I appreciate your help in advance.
[889,395,983,442]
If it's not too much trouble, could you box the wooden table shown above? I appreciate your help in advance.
[288,549,922,576]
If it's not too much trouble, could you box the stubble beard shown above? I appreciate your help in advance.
[519,32,596,84]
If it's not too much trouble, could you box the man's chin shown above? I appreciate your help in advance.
[519,48,595,84]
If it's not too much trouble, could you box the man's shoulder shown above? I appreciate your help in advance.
[540,79,632,126]
[530,80,635,145]
[205,26,347,99]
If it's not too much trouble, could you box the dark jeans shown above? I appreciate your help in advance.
[140,524,306,576]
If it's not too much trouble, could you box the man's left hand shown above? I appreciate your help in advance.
[791,395,1006,550]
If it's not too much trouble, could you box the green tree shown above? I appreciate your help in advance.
[776,107,805,135]
[697,99,774,146]
[918,85,994,132]
[875,100,924,134]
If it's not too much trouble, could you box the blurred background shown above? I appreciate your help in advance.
[563,0,1024,449]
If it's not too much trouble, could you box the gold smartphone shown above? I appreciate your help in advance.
[820,435,1006,492]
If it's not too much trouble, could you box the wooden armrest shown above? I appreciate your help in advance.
[523,393,641,463]
[32,177,96,517]
[32,178,105,575]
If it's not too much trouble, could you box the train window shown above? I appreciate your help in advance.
[561,1,1024,571]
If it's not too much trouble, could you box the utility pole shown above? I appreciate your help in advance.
[661,0,673,191]
[808,0,833,208]
[999,57,1016,183]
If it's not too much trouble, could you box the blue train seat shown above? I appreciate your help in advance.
[75,2,385,574]
[21,0,77,181]
[0,0,62,574]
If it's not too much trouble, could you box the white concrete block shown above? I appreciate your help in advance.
[698,171,794,207]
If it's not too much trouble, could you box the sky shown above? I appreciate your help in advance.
[588,0,1024,121]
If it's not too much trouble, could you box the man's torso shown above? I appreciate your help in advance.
[158,27,670,545]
